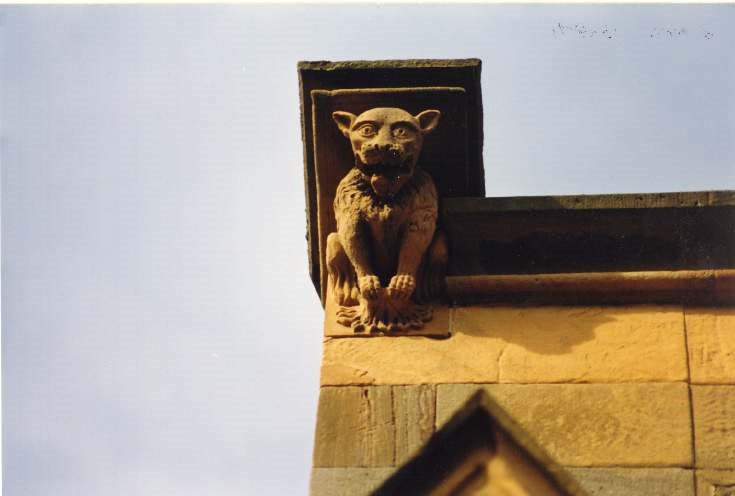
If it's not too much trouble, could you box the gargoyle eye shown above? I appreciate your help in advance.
[356,124,376,137]
[392,126,414,139]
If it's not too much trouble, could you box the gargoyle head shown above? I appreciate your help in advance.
[333,107,441,198]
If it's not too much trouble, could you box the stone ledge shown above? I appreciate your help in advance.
[298,59,482,71]
[447,270,735,305]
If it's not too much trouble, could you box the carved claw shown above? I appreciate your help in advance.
[337,294,432,334]
[388,273,416,300]
[358,275,382,300]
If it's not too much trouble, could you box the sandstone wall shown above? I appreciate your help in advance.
[310,304,735,496]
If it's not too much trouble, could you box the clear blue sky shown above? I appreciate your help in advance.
[2,5,734,495]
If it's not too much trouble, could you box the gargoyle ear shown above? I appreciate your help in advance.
[416,110,441,134]
[332,111,357,138]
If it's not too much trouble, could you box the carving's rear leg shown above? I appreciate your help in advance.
[416,230,448,303]
[326,232,359,306]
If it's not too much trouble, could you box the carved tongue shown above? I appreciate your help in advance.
[370,174,393,197]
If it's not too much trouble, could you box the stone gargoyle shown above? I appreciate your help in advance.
[326,107,448,333]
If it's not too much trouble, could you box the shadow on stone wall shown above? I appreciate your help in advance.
[453,306,617,355]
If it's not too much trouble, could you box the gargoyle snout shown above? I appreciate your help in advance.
[363,142,403,160]
[380,144,402,158]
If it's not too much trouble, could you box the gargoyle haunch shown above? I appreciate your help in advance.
[326,107,447,333]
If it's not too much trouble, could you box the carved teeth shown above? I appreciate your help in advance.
[357,155,414,183]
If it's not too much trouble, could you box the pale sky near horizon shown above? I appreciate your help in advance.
[2,5,734,496]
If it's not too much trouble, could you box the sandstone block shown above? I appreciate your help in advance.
[686,308,735,384]
[310,468,393,496]
[692,385,735,469]
[312,385,435,468]
[392,383,435,463]
[454,305,688,383]
[322,305,689,386]
[313,386,393,467]
[436,383,692,467]
[321,309,504,385]
[567,467,694,496]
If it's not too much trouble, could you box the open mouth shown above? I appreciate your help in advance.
[358,156,413,178]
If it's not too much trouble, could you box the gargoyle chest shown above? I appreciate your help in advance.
[363,203,409,252]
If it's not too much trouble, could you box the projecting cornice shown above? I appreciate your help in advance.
[442,191,735,305]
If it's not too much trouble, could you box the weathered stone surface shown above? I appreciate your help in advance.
[322,305,688,385]
[312,385,435,467]
[567,468,694,496]
[696,469,735,496]
[310,468,393,496]
[392,384,435,463]
[692,385,735,469]
[436,383,692,467]
[324,299,450,338]
[686,308,735,384]
[313,386,393,467]
[454,305,688,383]
[322,308,503,385]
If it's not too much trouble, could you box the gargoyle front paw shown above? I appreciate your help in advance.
[388,274,416,300]
[358,275,382,299]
